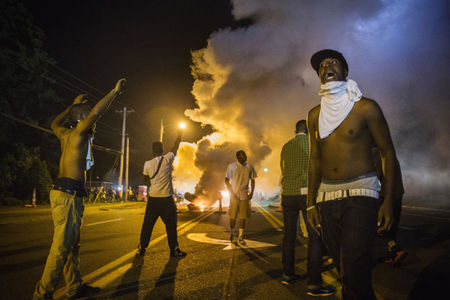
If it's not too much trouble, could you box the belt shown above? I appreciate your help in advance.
[52,185,83,196]
[316,189,379,203]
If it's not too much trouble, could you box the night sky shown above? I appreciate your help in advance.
[22,0,238,183]
[20,0,450,206]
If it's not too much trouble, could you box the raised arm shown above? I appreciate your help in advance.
[51,94,87,138]
[306,107,322,234]
[76,78,126,133]
[364,99,395,232]
[171,128,183,155]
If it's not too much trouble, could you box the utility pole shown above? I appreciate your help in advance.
[116,106,134,201]
[125,136,130,202]
[160,118,164,142]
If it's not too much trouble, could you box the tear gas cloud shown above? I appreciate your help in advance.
[173,0,450,207]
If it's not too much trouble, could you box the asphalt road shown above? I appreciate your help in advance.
[0,202,449,300]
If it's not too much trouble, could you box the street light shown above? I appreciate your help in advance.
[178,122,187,129]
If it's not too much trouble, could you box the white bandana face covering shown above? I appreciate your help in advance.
[318,79,362,139]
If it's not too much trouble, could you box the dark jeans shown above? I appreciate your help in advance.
[318,196,380,300]
[140,196,178,251]
[281,195,324,286]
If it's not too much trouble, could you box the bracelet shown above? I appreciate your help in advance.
[306,205,316,211]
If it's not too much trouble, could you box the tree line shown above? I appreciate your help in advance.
[0,0,62,205]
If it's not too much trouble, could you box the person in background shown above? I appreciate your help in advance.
[279,120,335,296]
[225,150,257,245]
[372,148,407,266]
[137,129,186,258]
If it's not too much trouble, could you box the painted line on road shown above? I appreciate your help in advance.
[187,233,276,250]
[254,203,283,232]
[223,243,238,299]
[402,212,450,221]
[258,204,283,227]
[255,204,339,286]
[85,218,123,227]
[54,209,216,299]
[398,225,416,231]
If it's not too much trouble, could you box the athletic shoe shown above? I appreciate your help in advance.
[136,244,145,256]
[384,246,408,267]
[392,249,408,266]
[68,283,101,299]
[306,285,336,296]
[322,256,333,267]
[238,236,246,245]
[170,248,187,257]
[281,274,301,285]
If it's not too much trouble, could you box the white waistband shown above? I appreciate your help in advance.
[316,189,379,203]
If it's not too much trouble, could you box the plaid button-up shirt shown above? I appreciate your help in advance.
[280,132,309,196]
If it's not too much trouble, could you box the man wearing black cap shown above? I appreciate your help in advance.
[306,49,395,299]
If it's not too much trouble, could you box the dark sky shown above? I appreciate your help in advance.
[22,0,237,183]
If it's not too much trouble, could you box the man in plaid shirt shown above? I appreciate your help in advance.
[280,120,335,296]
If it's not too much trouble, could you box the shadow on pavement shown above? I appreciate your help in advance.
[409,250,450,299]
[99,255,144,298]
[144,256,183,300]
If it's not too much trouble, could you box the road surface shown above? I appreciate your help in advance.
[0,201,448,299]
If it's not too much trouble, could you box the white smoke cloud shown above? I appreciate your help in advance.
[176,0,449,205]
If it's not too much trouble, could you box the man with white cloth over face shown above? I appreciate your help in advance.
[306,49,396,300]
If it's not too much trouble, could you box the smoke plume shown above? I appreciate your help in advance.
[174,0,450,207]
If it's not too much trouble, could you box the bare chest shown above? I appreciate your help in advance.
[317,109,367,146]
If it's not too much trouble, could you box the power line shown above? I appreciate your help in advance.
[133,111,154,134]
[43,75,85,95]
[47,71,92,96]
[43,74,123,133]
[0,111,52,134]
[0,111,120,155]
[52,64,107,96]
[51,64,131,109]
[44,72,125,113]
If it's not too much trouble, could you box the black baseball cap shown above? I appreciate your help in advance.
[310,49,348,75]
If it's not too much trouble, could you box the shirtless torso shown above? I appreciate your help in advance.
[308,97,384,181]
[56,127,91,181]
[51,78,126,182]
[307,81,395,232]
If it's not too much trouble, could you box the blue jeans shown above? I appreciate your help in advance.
[33,190,85,299]
[318,196,379,300]
[282,195,325,286]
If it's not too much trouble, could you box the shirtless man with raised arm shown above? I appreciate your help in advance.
[306,49,395,300]
[33,78,126,300]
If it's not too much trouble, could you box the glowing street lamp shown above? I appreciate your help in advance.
[178,122,187,129]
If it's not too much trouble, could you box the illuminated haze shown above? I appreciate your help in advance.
[172,0,450,207]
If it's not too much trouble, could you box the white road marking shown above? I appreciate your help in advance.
[54,210,216,299]
[85,218,123,227]
[398,225,416,231]
[254,203,283,231]
[93,263,133,288]
[402,213,450,221]
[187,233,276,250]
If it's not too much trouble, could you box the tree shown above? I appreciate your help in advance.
[0,0,60,204]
